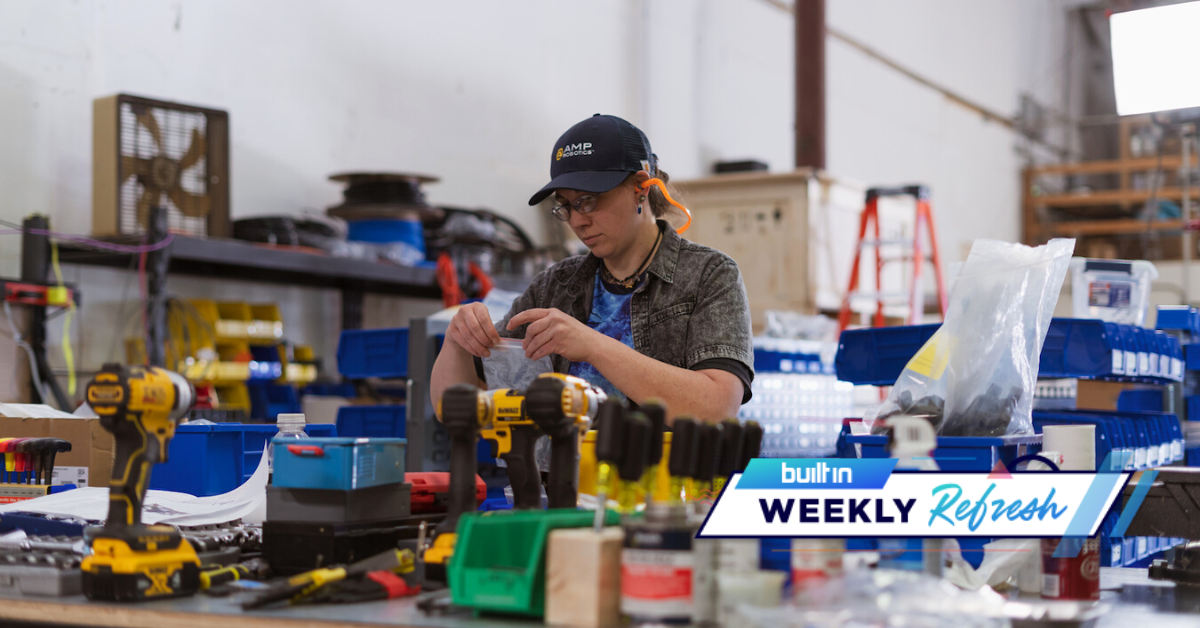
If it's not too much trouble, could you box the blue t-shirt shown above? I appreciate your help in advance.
[567,274,639,401]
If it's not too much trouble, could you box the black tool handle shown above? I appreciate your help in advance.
[502,427,543,509]
[716,420,744,479]
[642,401,667,467]
[693,423,720,483]
[439,384,483,530]
[525,376,579,509]
[668,418,698,478]
[738,421,763,472]
[618,414,651,482]
[594,400,626,464]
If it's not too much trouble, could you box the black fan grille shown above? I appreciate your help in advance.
[118,102,210,236]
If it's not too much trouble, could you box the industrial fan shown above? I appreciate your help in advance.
[93,94,230,238]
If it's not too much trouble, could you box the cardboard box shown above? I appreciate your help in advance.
[0,404,112,488]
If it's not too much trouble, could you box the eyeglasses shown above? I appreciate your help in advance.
[550,194,600,222]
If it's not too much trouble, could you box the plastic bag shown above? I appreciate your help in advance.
[481,339,552,391]
[872,239,1074,437]
[482,339,554,471]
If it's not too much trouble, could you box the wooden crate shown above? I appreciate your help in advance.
[675,170,908,331]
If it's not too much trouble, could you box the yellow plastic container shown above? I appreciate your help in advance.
[579,430,674,503]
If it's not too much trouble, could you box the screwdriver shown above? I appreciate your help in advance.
[616,412,651,514]
[12,439,35,484]
[738,421,763,472]
[713,419,744,494]
[691,423,721,501]
[639,400,667,505]
[592,400,626,532]
[243,549,413,610]
[37,439,72,485]
[666,418,698,505]
[0,438,12,483]
[201,557,271,591]
[1,438,27,483]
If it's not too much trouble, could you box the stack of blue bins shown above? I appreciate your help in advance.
[335,328,408,439]
[151,422,337,496]
[835,317,1187,569]
[1156,305,1200,465]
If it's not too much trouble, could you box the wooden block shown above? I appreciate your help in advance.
[546,527,623,628]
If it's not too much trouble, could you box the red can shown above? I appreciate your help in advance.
[1041,538,1100,600]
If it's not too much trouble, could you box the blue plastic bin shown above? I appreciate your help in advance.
[336,405,407,438]
[247,381,301,420]
[150,424,243,496]
[836,319,1176,385]
[337,328,409,379]
[272,437,407,490]
[152,422,337,495]
[843,432,1041,472]
[835,324,939,386]
[1156,305,1194,332]
[301,383,358,397]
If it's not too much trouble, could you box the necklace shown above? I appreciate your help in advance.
[601,228,662,289]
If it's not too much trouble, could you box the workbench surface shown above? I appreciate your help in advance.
[1,568,1198,627]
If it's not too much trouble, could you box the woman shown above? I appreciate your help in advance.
[430,114,753,422]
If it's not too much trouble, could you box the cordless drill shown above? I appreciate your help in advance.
[81,363,201,602]
[426,373,605,569]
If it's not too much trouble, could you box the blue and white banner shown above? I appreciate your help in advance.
[697,459,1132,538]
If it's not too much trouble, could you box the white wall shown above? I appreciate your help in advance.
[825,0,1074,260]
[0,0,1070,399]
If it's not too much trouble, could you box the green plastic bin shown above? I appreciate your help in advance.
[448,508,620,617]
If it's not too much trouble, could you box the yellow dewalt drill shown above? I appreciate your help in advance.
[81,363,201,602]
[424,373,604,570]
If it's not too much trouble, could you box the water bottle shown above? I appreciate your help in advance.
[268,413,309,481]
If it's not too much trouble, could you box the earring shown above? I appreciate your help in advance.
[637,196,646,214]
[637,204,642,214]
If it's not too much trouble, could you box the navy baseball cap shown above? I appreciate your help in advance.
[528,114,657,206]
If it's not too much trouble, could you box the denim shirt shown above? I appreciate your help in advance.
[497,220,755,390]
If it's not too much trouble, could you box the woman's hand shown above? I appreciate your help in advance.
[447,302,501,357]
[507,308,600,362]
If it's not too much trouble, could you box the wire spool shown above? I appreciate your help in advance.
[326,172,443,221]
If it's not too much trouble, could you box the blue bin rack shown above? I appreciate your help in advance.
[1033,409,1183,471]
[842,432,1041,472]
[836,318,1182,385]
[152,422,337,496]
[247,381,301,420]
[336,405,407,438]
[337,328,409,379]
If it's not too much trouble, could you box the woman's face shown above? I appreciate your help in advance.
[554,175,649,259]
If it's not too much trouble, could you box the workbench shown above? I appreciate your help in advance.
[0,569,1198,627]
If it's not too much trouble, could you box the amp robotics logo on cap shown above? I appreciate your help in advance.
[556,143,594,160]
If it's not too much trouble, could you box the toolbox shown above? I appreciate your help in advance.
[407,471,486,513]
[266,482,412,523]
[0,550,82,596]
[271,437,406,490]
[262,514,441,576]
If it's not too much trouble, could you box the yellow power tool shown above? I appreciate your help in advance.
[425,373,604,570]
[81,363,200,602]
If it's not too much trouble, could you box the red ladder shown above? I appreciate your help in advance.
[838,185,948,332]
